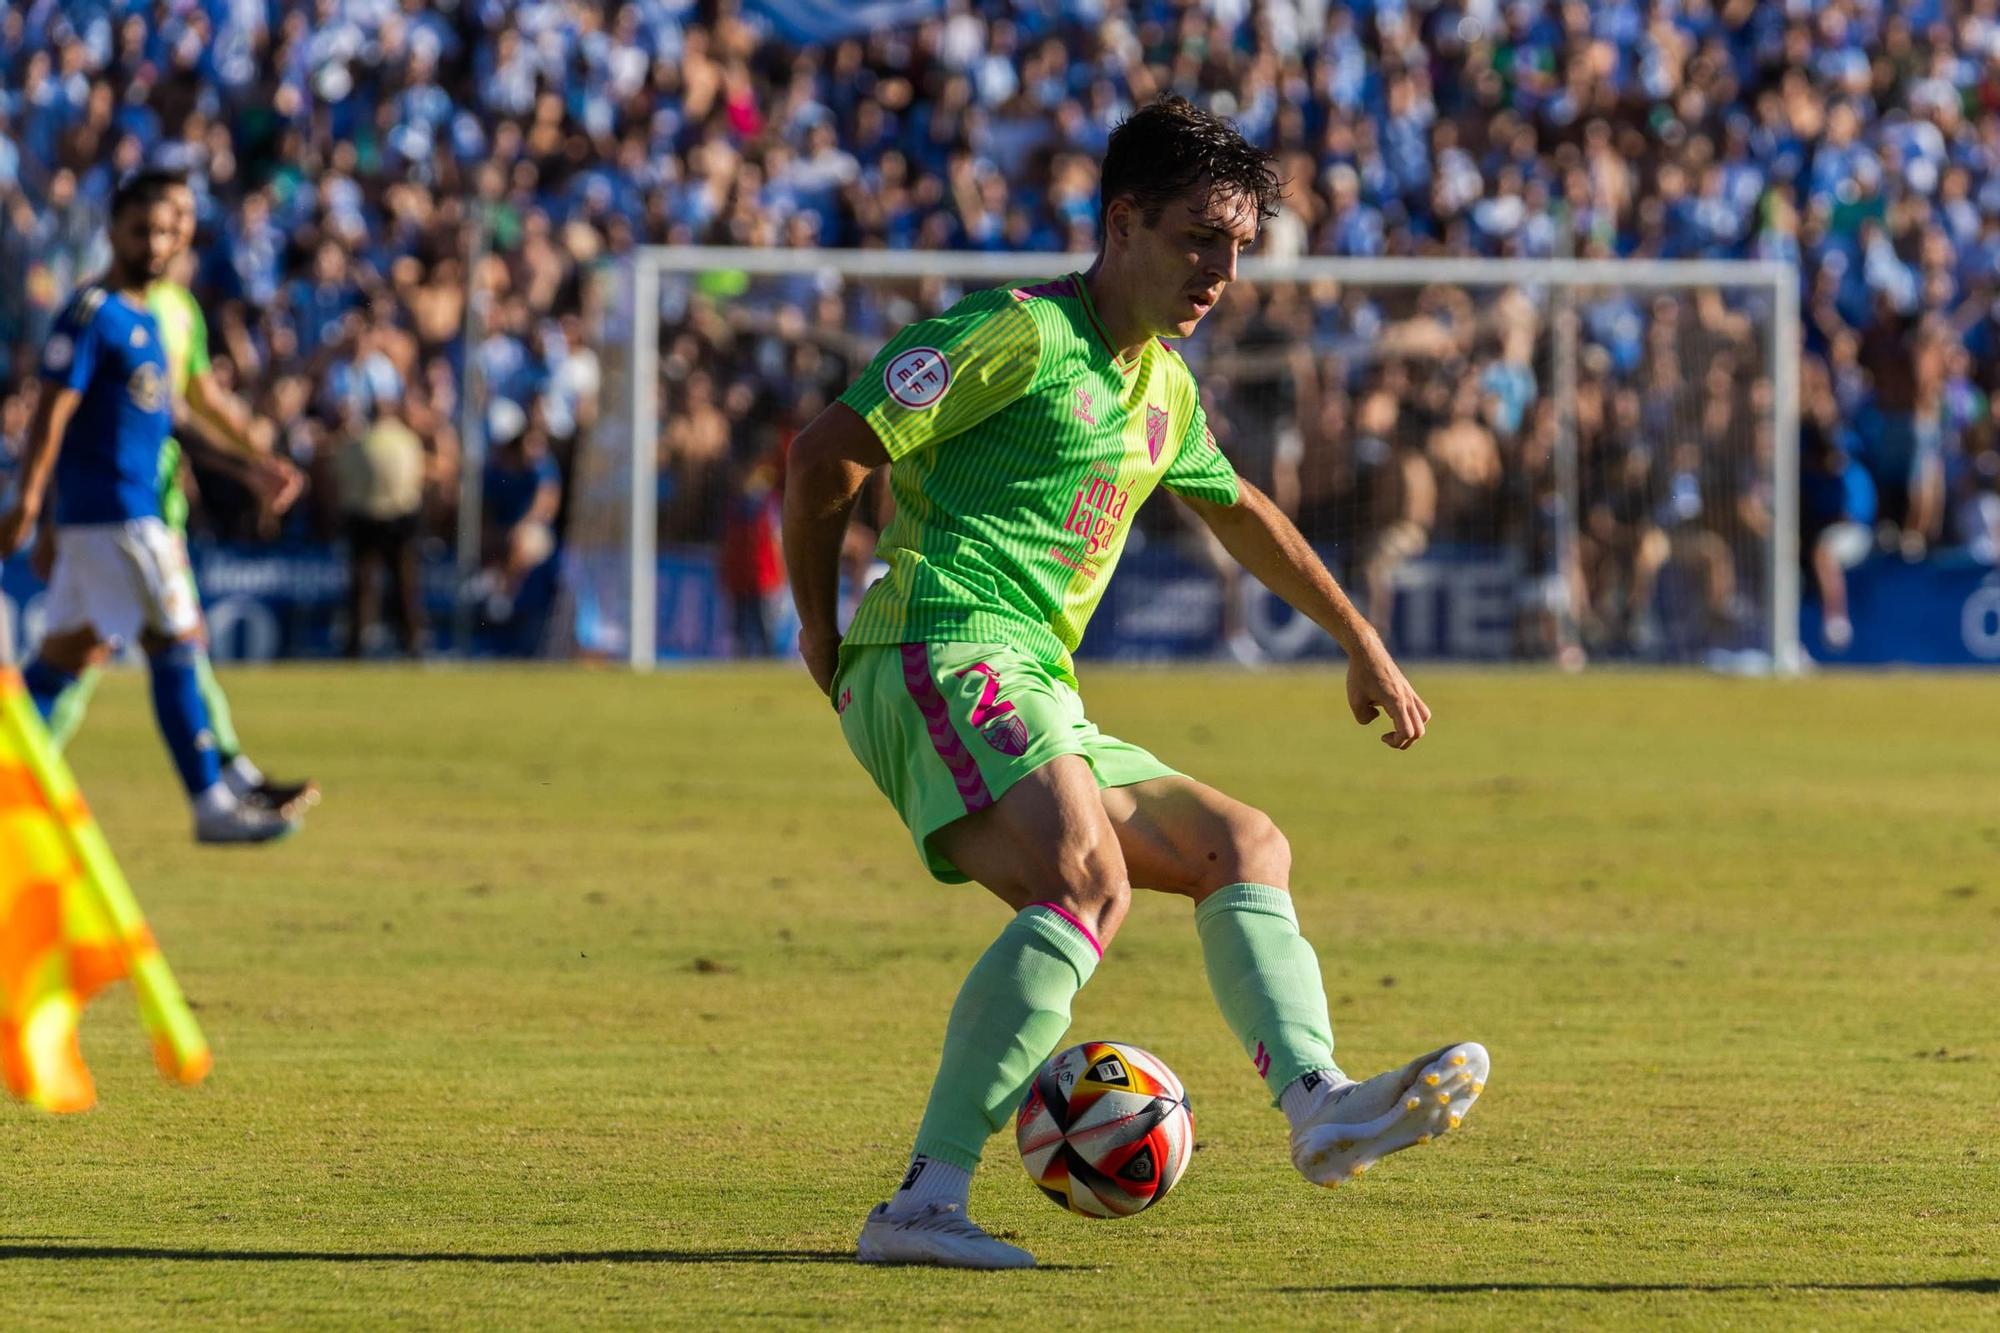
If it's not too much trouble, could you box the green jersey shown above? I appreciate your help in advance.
[146,281,210,531]
[837,273,1239,678]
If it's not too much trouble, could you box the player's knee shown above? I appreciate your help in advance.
[37,628,105,674]
[1206,809,1291,891]
[1041,827,1131,942]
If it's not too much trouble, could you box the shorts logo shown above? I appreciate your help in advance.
[884,347,951,409]
[1145,404,1169,463]
[835,687,852,714]
[44,334,73,371]
[982,715,1030,756]
[954,662,1031,754]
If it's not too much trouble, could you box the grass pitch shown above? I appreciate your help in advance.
[1,664,1996,1329]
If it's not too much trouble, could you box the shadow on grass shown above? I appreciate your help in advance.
[1278,1280,1999,1296]
[0,1243,1094,1271]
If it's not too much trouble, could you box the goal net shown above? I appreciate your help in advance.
[573,249,1798,672]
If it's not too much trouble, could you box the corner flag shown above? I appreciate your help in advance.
[0,667,211,1112]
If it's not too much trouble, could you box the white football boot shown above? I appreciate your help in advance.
[194,798,298,845]
[1291,1041,1490,1186]
[855,1202,1035,1269]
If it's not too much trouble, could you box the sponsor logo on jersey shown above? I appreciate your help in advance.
[129,363,165,413]
[43,334,73,372]
[1072,386,1097,425]
[1145,404,1169,463]
[883,346,950,409]
[1062,473,1130,557]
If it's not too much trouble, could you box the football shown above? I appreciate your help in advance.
[1016,1040,1195,1218]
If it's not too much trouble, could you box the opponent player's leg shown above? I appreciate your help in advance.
[858,753,1125,1269]
[1102,775,1488,1186]
[44,664,103,749]
[23,627,112,728]
[125,521,294,844]
[24,534,114,729]
[182,570,318,814]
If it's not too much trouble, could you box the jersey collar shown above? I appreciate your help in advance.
[1071,272,1146,377]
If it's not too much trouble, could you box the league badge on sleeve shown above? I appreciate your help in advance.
[884,347,951,409]
[43,334,72,372]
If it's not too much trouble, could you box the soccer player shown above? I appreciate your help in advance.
[0,174,294,843]
[37,170,317,814]
[782,97,1490,1269]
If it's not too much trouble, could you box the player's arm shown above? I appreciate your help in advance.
[0,386,83,556]
[1179,478,1431,750]
[183,372,305,514]
[184,370,266,457]
[784,297,1042,695]
[2,300,102,556]
[782,402,889,695]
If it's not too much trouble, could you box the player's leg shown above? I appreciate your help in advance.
[1101,773,1488,1186]
[23,628,111,725]
[178,565,318,813]
[44,665,104,748]
[122,520,294,844]
[24,533,116,726]
[839,644,1121,1268]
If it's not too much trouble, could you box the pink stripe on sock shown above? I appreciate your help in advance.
[900,644,993,814]
[1029,901,1103,958]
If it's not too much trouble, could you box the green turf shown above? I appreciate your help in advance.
[2,665,1996,1329]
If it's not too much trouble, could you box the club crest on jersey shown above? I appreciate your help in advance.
[1145,404,1169,463]
[130,326,148,347]
[1072,386,1098,425]
[1063,474,1130,557]
[128,363,165,413]
[883,346,950,409]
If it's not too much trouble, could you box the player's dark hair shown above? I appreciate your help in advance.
[1098,95,1283,240]
[111,169,186,219]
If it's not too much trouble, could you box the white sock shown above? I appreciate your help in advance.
[223,755,265,794]
[1280,1068,1350,1132]
[192,783,237,817]
[885,1154,971,1215]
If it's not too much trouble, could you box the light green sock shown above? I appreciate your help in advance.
[46,666,103,750]
[194,650,242,761]
[1196,883,1341,1104]
[910,904,1103,1171]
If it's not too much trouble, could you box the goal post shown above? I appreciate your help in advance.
[585,248,1800,673]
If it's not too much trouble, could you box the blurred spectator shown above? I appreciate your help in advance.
[2,0,1999,664]
[477,398,562,648]
[334,399,427,660]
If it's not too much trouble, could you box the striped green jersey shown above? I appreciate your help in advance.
[837,273,1239,679]
[147,281,210,531]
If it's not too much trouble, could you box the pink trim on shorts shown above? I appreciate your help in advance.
[1029,901,1104,958]
[900,644,993,814]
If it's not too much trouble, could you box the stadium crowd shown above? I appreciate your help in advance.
[1,0,1998,658]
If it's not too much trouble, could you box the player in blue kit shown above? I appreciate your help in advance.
[0,173,295,844]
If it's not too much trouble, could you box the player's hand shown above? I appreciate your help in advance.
[29,522,56,581]
[0,504,38,559]
[799,626,841,698]
[250,456,306,517]
[1346,634,1431,750]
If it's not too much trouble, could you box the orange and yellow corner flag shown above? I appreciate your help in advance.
[0,666,211,1112]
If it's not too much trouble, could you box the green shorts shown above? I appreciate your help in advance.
[833,641,1179,883]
